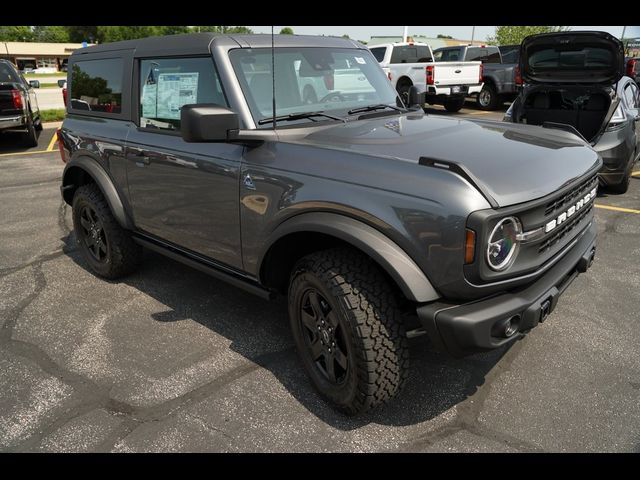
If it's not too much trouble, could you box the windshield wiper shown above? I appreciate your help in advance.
[257,111,345,125]
[347,104,406,115]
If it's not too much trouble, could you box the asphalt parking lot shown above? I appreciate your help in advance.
[1,116,639,452]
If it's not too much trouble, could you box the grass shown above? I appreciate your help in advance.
[38,84,61,89]
[40,109,66,122]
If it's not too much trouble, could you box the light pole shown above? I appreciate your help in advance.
[621,26,627,40]
[471,26,476,44]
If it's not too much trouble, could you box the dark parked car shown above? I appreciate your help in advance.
[433,44,521,110]
[59,33,600,414]
[0,59,42,146]
[505,31,640,194]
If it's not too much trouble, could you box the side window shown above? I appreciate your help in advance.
[370,47,386,63]
[433,50,443,62]
[439,49,461,62]
[416,46,433,62]
[139,57,228,131]
[465,48,483,61]
[70,58,123,114]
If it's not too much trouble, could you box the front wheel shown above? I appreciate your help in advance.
[443,97,466,113]
[288,248,409,415]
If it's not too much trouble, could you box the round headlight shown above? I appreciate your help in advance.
[486,217,522,271]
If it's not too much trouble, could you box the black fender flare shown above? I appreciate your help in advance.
[261,212,440,303]
[61,156,133,229]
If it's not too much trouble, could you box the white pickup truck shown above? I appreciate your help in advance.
[369,42,484,112]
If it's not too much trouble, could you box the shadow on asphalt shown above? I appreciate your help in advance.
[61,229,511,429]
[0,128,50,154]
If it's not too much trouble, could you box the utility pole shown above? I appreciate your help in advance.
[471,26,476,44]
[403,26,408,43]
[621,26,626,40]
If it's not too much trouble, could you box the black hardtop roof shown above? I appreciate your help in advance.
[71,33,364,58]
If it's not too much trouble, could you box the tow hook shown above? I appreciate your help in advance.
[577,247,596,273]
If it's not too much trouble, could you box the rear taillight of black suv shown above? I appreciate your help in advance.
[11,89,23,109]
[514,66,523,87]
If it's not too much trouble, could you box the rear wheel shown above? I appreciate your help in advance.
[477,83,500,110]
[397,82,412,107]
[22,114,38,147]
[288,248,409,415]
[443,97,466,113]
[72,184,142,279]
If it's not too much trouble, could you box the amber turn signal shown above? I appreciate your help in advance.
[465,229,476,264]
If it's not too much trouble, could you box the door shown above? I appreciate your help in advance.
[125,56,244,269]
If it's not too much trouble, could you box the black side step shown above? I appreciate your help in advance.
[418,157,499,208]
[133,235,275,301]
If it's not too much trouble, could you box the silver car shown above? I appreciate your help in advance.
[504,31,640,193]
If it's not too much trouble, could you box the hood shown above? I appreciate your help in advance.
[292,113,600,207]
[520,31,625,85]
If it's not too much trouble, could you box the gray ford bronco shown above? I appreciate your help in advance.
[59,33,601,414]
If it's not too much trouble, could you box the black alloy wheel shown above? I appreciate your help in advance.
[78,204,108,262]
[298,288,350,385]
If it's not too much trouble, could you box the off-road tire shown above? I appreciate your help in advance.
[288,247,409,415]
[72,183,142,279]
[22,114,38,147]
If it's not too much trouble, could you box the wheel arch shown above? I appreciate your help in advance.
[258,212,440,303]
[395,76,413,89]
[61,156,133,229]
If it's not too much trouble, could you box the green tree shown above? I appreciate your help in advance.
[279,27,294,35]
[0,26,34,42]
[488,26,570,46]
[437,34,453,39]
[33,26,70,43]
[97,26,162,43]
[65,26,98,43]
[193,26,254,34]
[159,26,190,36]
[341,34,350,39]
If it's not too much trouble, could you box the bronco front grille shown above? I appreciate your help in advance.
[544,174,598,217]
[538,203,593,253]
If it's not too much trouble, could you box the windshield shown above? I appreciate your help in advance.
[229,47,399,127]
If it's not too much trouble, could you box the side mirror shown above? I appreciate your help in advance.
[407,85,425,110]
[29,80,40,89]
[181,104,239,142]
[628,108,640,121]
[57,79,66,88]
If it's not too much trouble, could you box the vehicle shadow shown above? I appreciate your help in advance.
[64,238,511,429]
[0,129,44,154]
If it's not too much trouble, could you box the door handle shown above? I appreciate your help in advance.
[129,150,151,166]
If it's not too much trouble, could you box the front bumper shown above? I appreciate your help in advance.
[417,221,597,357]
[0,115,26,131]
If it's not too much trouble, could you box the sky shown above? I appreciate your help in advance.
[247,26,640,42]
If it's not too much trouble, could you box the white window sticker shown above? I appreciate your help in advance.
[354,57,366,65]
[155,72,199,120]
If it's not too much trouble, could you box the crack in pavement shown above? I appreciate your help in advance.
[2,200,285,452]
[1,255,294,451]
[0,179,61,190]
[395,340,546,452]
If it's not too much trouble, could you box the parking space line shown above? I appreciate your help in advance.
[0,149,55,157]
[595,204,640,214]
[46,132,58,151]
